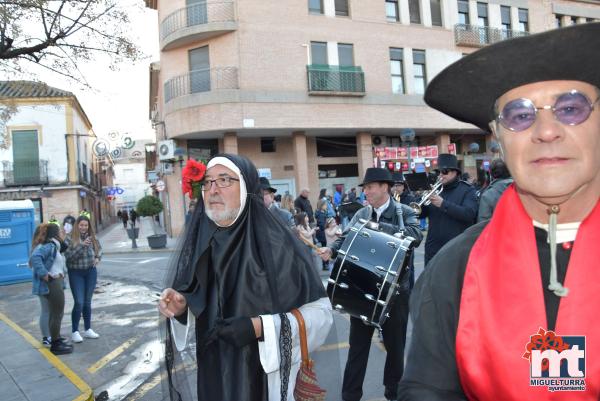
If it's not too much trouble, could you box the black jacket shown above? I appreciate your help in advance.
[294,195,315,223]
[420,179,478,265]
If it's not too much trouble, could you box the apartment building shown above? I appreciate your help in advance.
[145,0,600,235]
[0,81,114,229]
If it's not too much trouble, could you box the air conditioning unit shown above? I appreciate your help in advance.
[372,136,383,146]
[158,139,175,161]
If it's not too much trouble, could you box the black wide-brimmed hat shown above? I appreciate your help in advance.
[436,154,461,172]
[425,23,600,131]
[359,168,395,186]
[258,177,276,193]
[392,171,406,184]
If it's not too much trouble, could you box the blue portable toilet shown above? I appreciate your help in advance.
[0,200,35,285]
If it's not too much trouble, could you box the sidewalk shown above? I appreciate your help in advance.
[0,312,93,401]
[97,218,179,254]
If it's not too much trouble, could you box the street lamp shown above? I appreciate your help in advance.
[400,128,416,172]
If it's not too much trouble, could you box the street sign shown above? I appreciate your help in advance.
[156,180,166,192]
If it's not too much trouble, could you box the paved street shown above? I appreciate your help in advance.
[0,222,426,401]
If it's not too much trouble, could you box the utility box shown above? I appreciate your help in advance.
[0,200,35,285]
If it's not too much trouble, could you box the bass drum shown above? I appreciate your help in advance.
[327,219,415,328]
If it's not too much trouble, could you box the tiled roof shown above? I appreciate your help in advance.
[0,81,74,99]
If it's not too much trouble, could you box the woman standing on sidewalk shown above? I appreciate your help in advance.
[65,215,102,343]
[30,223,73,355]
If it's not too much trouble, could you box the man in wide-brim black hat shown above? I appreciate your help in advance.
[400,23,600,401]
[418,152,479,265]
[259,176,295,229]
[318,167,423,401]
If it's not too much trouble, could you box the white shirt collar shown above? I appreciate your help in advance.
[532,220,580,243]
[372,197,391,221]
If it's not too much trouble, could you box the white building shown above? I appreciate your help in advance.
[0,81,113,228]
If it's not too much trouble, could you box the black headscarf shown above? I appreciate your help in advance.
[162,154,326,401]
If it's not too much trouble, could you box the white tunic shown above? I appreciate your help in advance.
[170,297,333,401]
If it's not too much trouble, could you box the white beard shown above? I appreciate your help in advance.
[206,206,240,226]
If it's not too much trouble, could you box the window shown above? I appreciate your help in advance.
[458,0,469,25]
[518,8,529,31]
[309,0,323,14]
[186,0,207,26]
[408,0,421,23]
[335,0,349,16]
[386,0,399,22]
[501,6,511,38]
[556,14,563,28]
[337,43,354,67]
[430,0,442,26]
[412,50,426,95]
[310,41,328,65]
[189,46,210,92]
[390,48,404,94]
[261,137,276,153]
[12,130,40,185]
[477,2,488,26]
[188,139,218,162]
[316,137,357,157]
[501,6,511,31]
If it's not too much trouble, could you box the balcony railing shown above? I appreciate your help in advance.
[160,1,235,41]
[454,24,529,47]
[307,65,366,95]
[164,67,239,102]
[2,160,49,186]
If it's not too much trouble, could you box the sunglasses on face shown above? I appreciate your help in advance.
[497,90,600,132]
[440,169,451,175]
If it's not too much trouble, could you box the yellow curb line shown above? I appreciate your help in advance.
[127,371,166,401]
[0,312,94,401]
[88,335,141,374]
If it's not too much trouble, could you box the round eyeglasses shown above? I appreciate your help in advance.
[496,90,600,132]
[200,176,239,191]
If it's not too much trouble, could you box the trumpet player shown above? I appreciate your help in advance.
[420,154,479,265]
[392,172,418,206]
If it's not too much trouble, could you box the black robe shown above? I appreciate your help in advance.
[164,154,326,401]
[399,222,572,401]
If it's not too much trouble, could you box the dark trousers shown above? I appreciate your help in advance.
[342,294,409,401]
[42,278,65,340]
[69,267,97,332]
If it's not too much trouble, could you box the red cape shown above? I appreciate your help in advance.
[456,185,599,400]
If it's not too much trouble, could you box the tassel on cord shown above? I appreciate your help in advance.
[547,205,569,297]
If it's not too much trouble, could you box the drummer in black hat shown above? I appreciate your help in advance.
[419,153,478,265]
[259,176,295,230]
[400,23,600,401]
[319,167,423,401]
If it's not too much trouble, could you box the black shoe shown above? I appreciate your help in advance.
[51,340,73,355]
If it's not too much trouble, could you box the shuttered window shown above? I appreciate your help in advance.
[12,130,39,184]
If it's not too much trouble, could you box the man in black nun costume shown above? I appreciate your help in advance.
[159,154,332,401]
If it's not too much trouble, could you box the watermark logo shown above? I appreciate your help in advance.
[523,328,586,392]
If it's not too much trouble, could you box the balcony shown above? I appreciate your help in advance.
[164,67,239,103]
[160,1,237,51]
[2,160,49,187]
[454,24,529,47]
[307,65,366,96]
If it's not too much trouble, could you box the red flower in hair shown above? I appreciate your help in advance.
[181,159,207,199]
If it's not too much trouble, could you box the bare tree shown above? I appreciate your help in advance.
[0,0,144,85]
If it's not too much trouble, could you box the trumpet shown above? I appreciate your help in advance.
[409,177,444,215]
